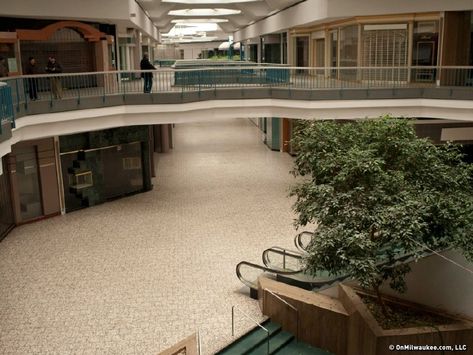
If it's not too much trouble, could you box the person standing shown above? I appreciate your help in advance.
[45,56,63,99]
[140,53,156,93]
[25,57,39,101]
[0,57,8,78]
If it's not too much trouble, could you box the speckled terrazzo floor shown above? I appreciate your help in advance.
[0,118,300,355]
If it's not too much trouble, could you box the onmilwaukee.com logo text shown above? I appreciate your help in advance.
[389,344,468,351]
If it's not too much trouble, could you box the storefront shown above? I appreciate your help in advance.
[0,18,116,76]
[0,156,14,240]
[289,12,448,83]
[59,126,153,212]
[7,138,61,224]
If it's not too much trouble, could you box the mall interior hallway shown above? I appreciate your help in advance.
[0,118,300,354]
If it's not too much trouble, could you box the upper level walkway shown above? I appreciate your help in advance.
[0,65,472,159]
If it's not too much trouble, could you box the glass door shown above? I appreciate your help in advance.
[15,146,43,221]
[412,21,439,83]
[296,37,309,73]
[0,157,14,239]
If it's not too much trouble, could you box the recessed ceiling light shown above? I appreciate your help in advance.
[171,18,229,23]
[163,0,255,3]
[169,8,241,16]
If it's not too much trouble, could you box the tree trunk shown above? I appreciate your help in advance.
[375,285,389,317]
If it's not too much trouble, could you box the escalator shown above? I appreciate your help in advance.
[262,246,347,291]
[237,231,347,299]
[237,231,436,299]
[236,260,301,299]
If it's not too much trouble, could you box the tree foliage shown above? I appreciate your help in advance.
[290,117,473,294]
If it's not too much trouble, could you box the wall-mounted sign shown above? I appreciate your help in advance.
[7,58,17,73]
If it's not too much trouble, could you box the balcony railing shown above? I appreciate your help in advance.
[0,82,14,134]
[0,66,472,121]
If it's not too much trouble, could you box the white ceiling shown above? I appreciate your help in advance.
[137,0,302,41]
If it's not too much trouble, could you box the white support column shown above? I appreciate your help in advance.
[407,21,414,82]
[288,35,295,66]
[280,33,284,64]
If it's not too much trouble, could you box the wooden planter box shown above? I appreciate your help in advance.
[258,276,349,355]
[339,284,473,355]
[158,333,198,355]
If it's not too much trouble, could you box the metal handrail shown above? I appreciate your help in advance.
[236,260,302,290]
[0,81,15,133]
[232,305,270,354]
[1,65,472,79]
[197,328,202,355]
[265,288,299,341]
[262,246,303,271]
[294,231,314,252]
[1,65,470,121]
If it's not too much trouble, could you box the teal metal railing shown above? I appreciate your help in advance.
[231,305,270,355]
[154,59,177,67]
[0,82,14,134]
[0,65,471,118]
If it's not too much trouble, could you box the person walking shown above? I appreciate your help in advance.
[0,57,8,78]
[25,57,39,101]
[45,56,63,99]
[140,53,156,93]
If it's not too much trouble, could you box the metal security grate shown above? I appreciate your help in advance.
[21,28,96,74]
[362,27,408,82]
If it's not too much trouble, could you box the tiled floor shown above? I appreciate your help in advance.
[0,118,300,354]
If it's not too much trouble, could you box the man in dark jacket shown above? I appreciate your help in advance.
[45,56,63,99]
[140,53,156,93]
[0,57,8,78]
[25,57,39,100]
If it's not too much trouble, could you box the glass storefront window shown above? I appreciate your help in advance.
[412,21,439,83]
[340,25,358,67]
[61,141,145,212]
[0,43,17,75]
[15,146,43,221]
[340,25,359,80]
[282,32,288,64]
[296,36,309,72]
[0,157,14,239]
[412,21,439,66]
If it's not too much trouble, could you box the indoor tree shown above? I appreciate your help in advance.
[290,116,473,314]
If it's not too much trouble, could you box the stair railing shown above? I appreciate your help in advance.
[197,328,202,355]
[231,305,270,354]
[264,288,299,342]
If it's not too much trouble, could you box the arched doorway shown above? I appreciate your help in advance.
[21,27,96,74]
[17,20,109,74]
[17,21,112,91]
[21,27,101,75]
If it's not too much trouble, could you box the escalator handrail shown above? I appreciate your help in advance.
[262,246,303,271]
[294,230,314,253]
[238,239,441,292]
[236,260,302,290]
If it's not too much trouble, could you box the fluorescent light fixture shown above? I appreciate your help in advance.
[165,22,219,33]
[163,0,255,3]
[171,18,229,23]
[169,8,241,16]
